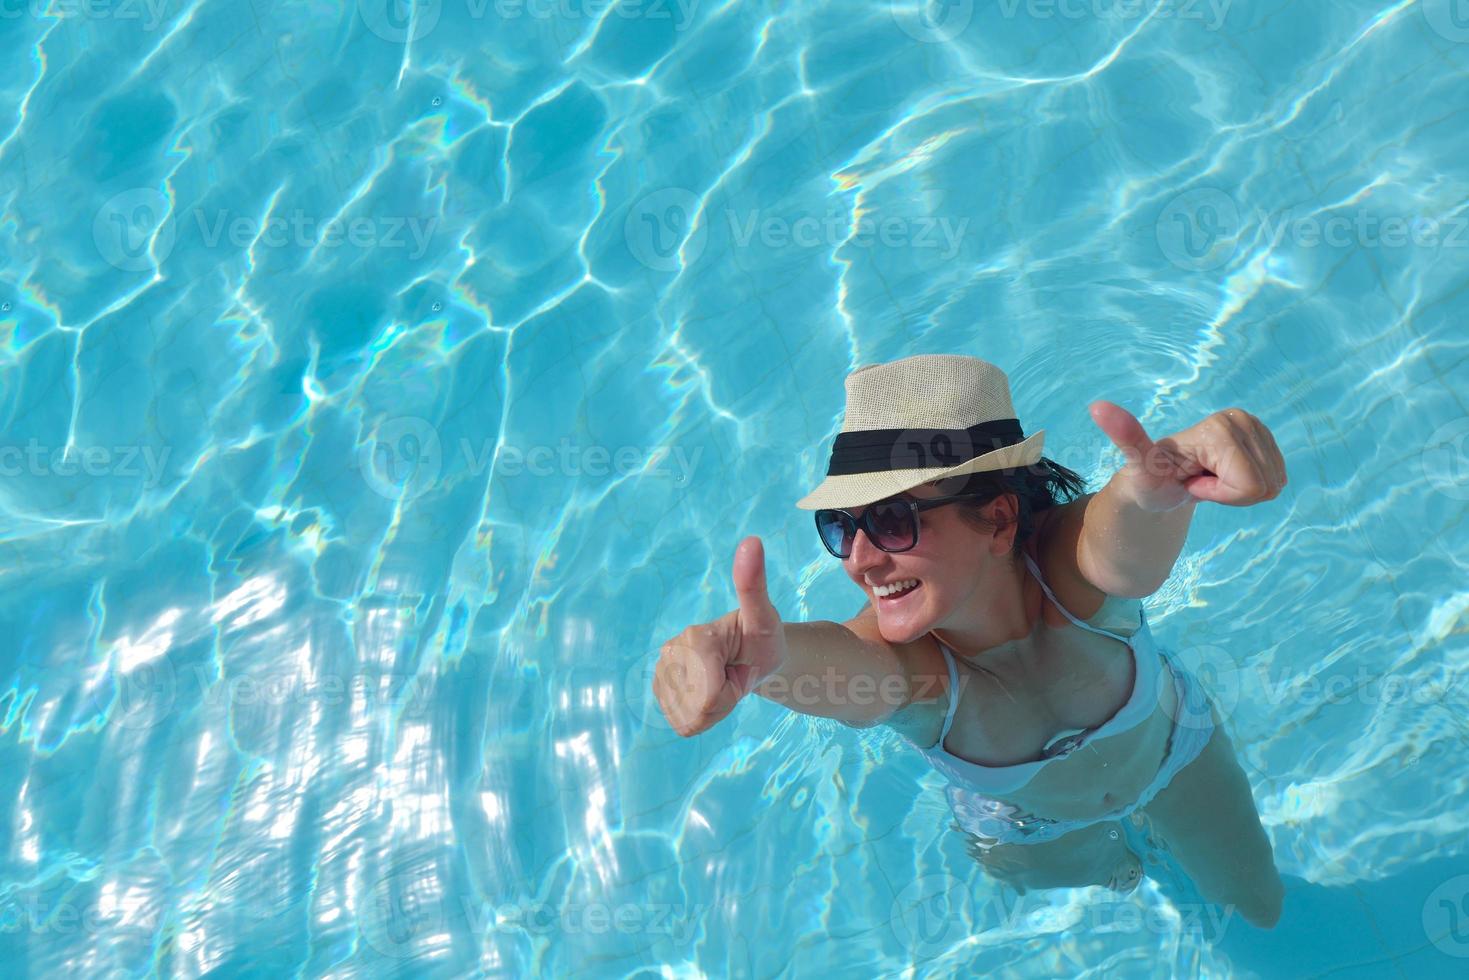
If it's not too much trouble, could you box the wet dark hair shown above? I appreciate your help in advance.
[919,458,1089,560]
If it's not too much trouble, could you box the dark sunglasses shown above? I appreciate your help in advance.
[814,493,989,559]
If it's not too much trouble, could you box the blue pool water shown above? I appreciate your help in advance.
[1,0,1468,976]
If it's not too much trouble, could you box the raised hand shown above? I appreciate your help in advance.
[653,536,789,737]
[1088,401,1287,512]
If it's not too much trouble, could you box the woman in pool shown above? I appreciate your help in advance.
[654,354,1286,928]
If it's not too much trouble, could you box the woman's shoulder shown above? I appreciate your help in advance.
[843,604,951,687]
[840,606,952,739]
[1029,501,1143,636]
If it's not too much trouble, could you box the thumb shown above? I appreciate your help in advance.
[1089,400,1154,470]
[732,536,781,639]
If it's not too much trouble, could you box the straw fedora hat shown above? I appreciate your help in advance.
[796,354,1046,510]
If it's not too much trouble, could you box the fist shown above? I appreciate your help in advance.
[1089,402,1287,512]
[653,537,788,737]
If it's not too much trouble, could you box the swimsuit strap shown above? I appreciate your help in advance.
[928,555,1140,755]
[935,641,963,743]
[1021,552,1134,645]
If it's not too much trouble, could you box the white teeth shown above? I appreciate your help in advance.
[874,579,919,597]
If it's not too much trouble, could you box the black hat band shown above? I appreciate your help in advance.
[825,419,1025,476]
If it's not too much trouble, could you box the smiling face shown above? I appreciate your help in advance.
[844,480,1023,645]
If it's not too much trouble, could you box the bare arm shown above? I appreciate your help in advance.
[1076,402,1287,597]
[1075,478,1198,598]
[751,620,943,726]
[655,538,944,737]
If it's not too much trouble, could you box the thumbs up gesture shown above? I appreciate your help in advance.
[1088,401,1288,513]
[654,536,789,737]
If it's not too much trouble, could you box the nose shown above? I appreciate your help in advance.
[846,522,887,574]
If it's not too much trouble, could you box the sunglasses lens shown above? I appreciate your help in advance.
[815,511,854,557]
[869,500,916,551]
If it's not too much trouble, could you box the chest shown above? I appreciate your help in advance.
[890,623,1138,767]
[949,626,1138,766]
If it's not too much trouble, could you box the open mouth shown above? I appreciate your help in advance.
[875,579,922,603]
